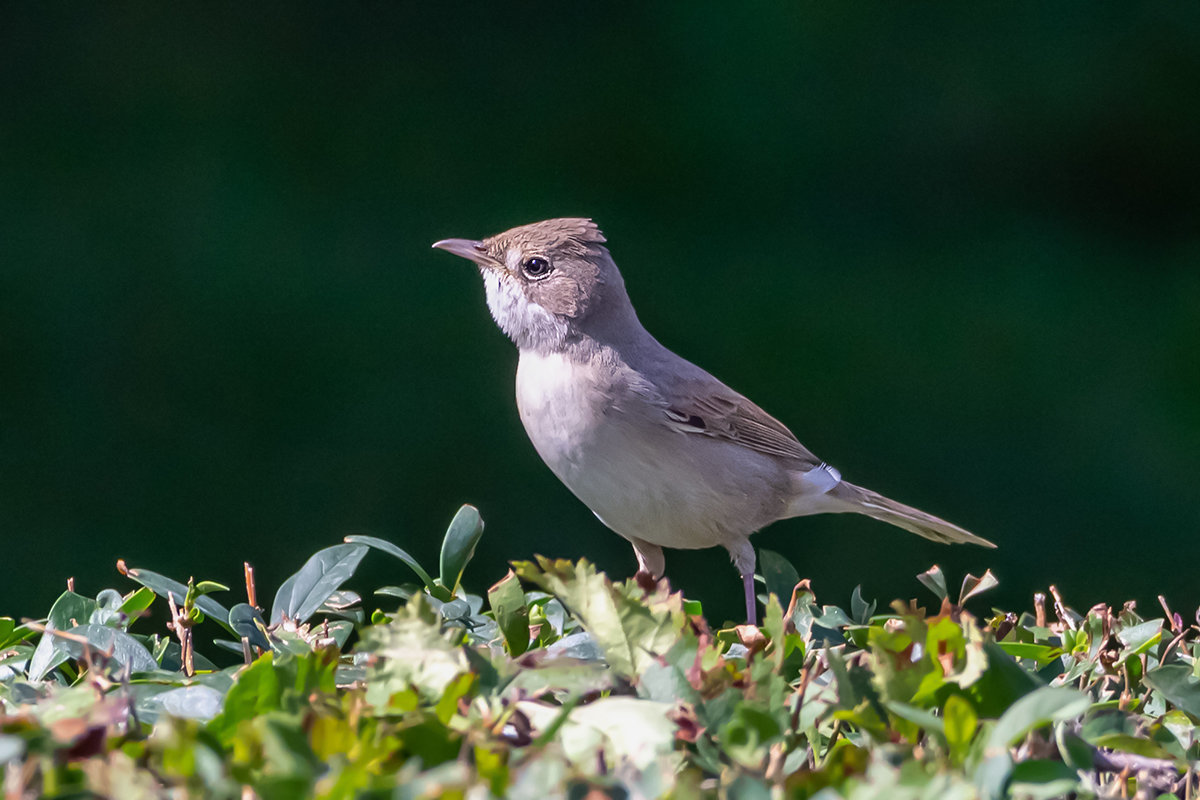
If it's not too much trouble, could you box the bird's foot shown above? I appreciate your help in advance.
[634,569,659,594]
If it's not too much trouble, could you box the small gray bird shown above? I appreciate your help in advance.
[434,218,995,624]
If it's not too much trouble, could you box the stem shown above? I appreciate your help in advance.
[244,562,258,609]
[183,626,194,678]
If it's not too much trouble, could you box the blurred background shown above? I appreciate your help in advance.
[2,4,1197,625]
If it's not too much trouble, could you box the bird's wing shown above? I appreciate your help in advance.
[660,383,821,467]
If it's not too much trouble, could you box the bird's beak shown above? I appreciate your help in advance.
[431,238,497,268]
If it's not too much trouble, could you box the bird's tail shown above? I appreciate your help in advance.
[830,481,996,548]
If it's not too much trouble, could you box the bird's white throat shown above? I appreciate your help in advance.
[482,270,569,352]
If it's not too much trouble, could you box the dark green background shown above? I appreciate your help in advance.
[3,5,1198,624]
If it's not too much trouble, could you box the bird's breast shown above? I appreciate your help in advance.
[515,350,613,467]
[513,349,787,550]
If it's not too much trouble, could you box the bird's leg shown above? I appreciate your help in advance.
[727,539,758,626]
[631,538,665,594]
[743,573,757,627]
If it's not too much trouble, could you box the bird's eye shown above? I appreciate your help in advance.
[521,256,552,278]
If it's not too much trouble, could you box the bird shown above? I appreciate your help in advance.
[433,218,995,624]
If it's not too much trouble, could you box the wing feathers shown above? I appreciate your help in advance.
[663,390,820,465]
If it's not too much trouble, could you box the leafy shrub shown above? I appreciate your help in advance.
[0,505,1197,798]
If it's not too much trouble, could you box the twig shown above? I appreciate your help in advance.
[821,719,843,766]
[1093,749,1182,795]
[166,592,195,678]
[22,620,102,651]
[1162,627,1192,663]
[1159,595,1183,633]
[1048,585,1073,629]
[244,563,258,609]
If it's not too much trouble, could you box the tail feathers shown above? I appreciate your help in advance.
[831,481,996,548]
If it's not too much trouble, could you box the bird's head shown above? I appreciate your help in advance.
[434,218,634,352]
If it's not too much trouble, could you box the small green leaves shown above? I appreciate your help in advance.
[756,548,799,607]
[943,694,978,764]
[917,564,949,601]
[1117,619,1163,658]
[344,506,487,605]
[120,566,235,635]
[7,509,1200,799]
[514,557,686,678]
[344,535,437,593]
[229,603,271,651]
[1143,664,1200,718]
[438,504,484,597]
[191,580,229,598]
[487,570,529,656]
[849,585,876,624]
[1008,759,1080,799]
[270,544,368,625]
[986,686,1091,751]
[721,703,782,767]
[54,624,158,675]
[118,587,156,620]
[27,590,98,681]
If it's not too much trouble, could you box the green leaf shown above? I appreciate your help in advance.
[57,624,158,674]
[986,686,1091,751]
[229,603,271,651]
[997,641,1063,667]
[1090,733,1174,759]
[849,585,876,624]
[0,619,35,651]
[813,605,853,629]
[1008,759,1080,800]
[28,591,99,681]
[122,567,235,634]
[358,599,472,705]
[0,619,16,649]
[374,585,416,600]
[1055,725,1094,770]
[757,548,799,607]
[208,650,338,743]
[47,590,97,630]
[917,564,948,601]
[118,587,157,622]
[318,590,360,611]
[973,753,1013,800]
[253,711,320,783]
[943,694,978,763]
[487,570,529,656]
[513,557,686,678]
[1143,664,1200,718]
[726,775,772,800]
[1116,619,1163,658]
[193,580,230,596]
[884,700,944,737]
[438,504,484,596]
[967,640,1045,718]
[721,703,782,768]
[147,685,225,722]
[519,696,678,770]
[344,534,436,590]
[270,544,368,625]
